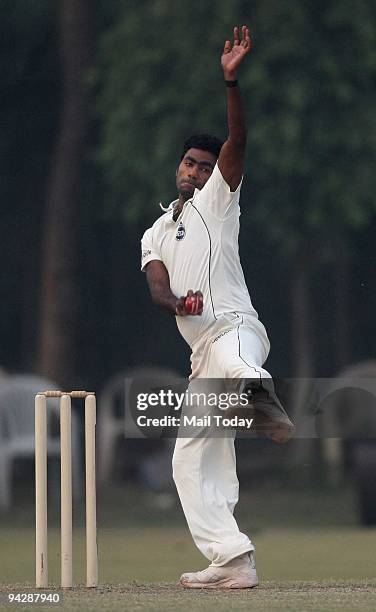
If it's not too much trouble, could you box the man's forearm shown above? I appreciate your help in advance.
[224,78,246,148]
[149,281,178,315]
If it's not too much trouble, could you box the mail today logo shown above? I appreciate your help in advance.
[176,222,186,241]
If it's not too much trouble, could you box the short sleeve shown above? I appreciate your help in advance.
[194,163,243,219]
[141,226,162,271]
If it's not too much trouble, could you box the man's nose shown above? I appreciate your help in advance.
[188,165,199,178]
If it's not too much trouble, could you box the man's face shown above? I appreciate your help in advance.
[176,148,217,200]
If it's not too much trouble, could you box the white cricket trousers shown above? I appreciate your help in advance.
[172,315,271,566]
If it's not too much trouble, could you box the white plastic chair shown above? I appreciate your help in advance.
[97,366,184,486]
[0,375,82,510]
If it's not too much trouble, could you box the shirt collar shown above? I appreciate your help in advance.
[161,190,199,223]
[166,198,191,223]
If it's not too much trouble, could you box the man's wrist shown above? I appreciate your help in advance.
[223,71,237,82]
[174,297,184,315]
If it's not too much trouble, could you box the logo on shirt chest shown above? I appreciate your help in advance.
[175,221,186,241]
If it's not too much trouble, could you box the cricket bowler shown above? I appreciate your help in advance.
[141,26,294,589]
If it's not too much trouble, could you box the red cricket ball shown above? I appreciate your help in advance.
[185,295,198,314]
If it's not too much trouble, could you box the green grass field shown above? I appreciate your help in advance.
[1,481,376,611]
[1,527,376,611]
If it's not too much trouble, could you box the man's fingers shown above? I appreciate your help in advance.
[224,26,252,57]
[242,26,251,50]
[195,293,203,315]
[223,40,231,54]
[241,25,247,47]
[194,291,203,314]
[197,295,203,315]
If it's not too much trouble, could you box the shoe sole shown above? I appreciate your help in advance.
[250,407,295,444]
[254,420,295,444]
[180,577,259,589]
[225,405,294,444]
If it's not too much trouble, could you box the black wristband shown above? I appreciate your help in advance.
[225,79,238,87]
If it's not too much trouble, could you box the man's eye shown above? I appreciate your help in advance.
[200,167,210,173]
[185,161,193,167]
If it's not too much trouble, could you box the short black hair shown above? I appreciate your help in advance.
[180,133,224,160]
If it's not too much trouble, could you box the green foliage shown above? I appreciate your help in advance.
[95,0,376,252]
[246,0,376,253]
[94,0,249,223]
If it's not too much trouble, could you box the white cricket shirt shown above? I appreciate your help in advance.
[141,163,261,349]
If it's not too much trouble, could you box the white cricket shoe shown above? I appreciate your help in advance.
[180,552,259,589]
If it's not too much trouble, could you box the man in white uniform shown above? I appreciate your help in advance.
[141,26,294,589]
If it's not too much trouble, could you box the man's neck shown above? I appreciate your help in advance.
[173,194,188,221]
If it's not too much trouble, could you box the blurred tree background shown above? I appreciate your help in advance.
[0,0,375,389]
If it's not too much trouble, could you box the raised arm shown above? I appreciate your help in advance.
[145,260,203,316]
[218,25,252,192]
